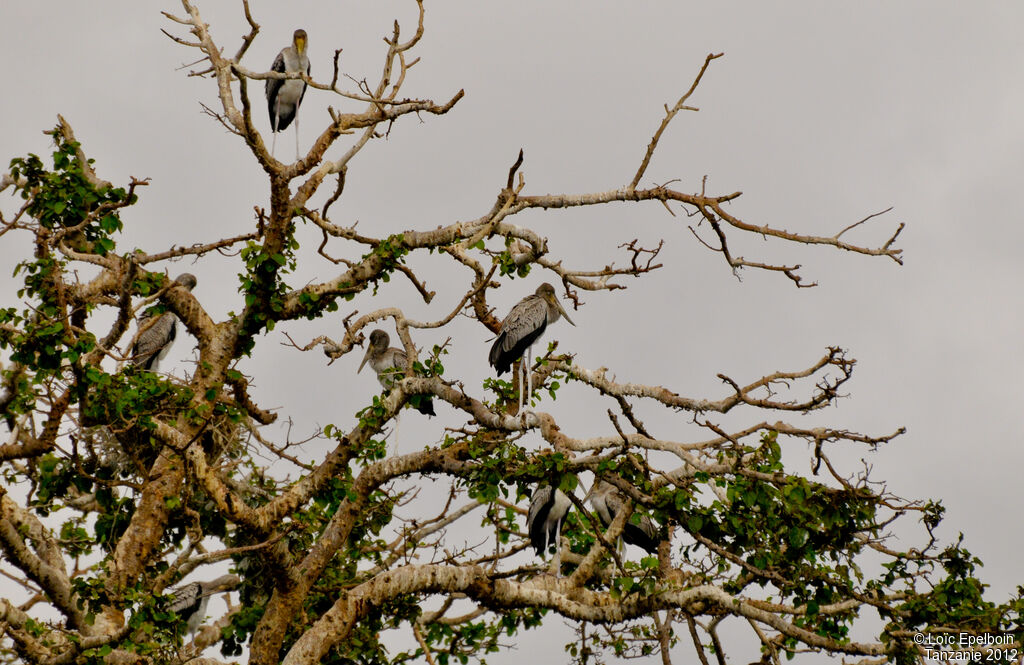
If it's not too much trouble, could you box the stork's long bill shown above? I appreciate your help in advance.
[294,29,307,55]
[549,295,575,326]
[358,346,372,373]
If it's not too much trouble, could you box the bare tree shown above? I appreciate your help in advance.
[0,3,1019,665]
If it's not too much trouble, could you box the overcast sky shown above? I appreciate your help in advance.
[2,2,1022,662]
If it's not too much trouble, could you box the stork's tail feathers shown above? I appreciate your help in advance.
[415,395,436,417]
[132,353,158,370]
[488,334,511,375]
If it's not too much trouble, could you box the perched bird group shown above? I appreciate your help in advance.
[354,282,574,431]
[525,478,661,576]
[489,285,659,569]
[125,273,655,577]
[350,283,659,571]
[113,29,655,610]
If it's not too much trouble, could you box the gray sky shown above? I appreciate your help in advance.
[2,2,1022,662]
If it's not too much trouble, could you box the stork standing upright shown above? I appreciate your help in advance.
[166,575,236,639]
[129,273,197,371]
[488,283,575,414]
[586,479,660,555]
[266,29,310,161]
[526,485,572,575]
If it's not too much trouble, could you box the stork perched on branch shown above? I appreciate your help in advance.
[266,28,310,161]
[129,273,197,371]
[488,283,575,414]
[166,575,236,638]
[526,485,572,575]
[587,479,660,555]
[358,329,436,417]
[358,329,436,452]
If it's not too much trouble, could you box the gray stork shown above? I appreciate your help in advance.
[526,485,572,575]
[266,29,310,161]
[129,273,197,371]
[488,283,575,414]
[358,329,435,452]
[586,479,660,555]
[166,575,235,639]
[358,330,436,417]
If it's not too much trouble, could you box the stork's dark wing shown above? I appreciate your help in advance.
[265,50,286,119]
[623,514,660,554]
[130,312,176,370]
[488,296,547,375]
[591,482,660,553]
[527,486,555,555]
[167,582,202,615]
